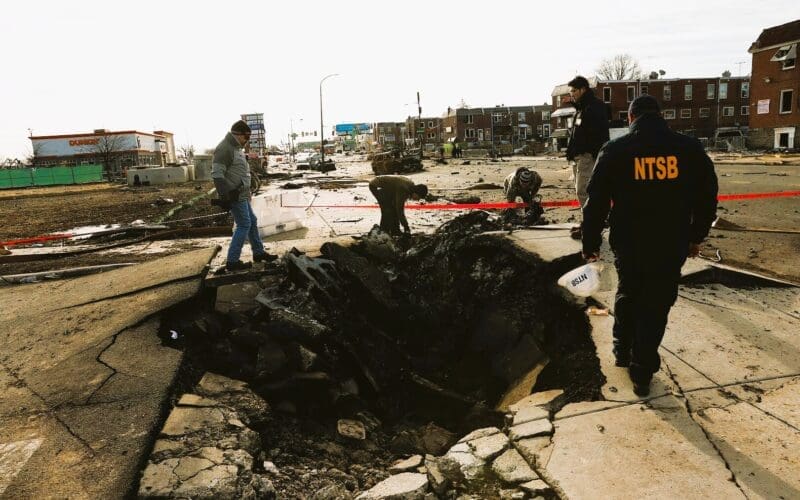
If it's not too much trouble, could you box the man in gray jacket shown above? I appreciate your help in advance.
[212,120,276,271]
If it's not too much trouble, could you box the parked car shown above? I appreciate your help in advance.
[296,152,321,169]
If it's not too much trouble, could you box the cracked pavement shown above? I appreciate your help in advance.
[0,247,217,499]
[508,228,800,499]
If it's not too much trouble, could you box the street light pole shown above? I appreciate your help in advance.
[289,118,295,163]
[319,73,339,165]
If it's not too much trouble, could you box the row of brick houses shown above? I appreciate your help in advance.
[548,19,798,150]
[550,76,751,145]
[439,105,552,149]
[368,18,798,153]
[374,105,553,152]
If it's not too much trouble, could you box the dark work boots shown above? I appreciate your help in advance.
[253,252,279,263]
[613,346,631,367]
[225,260,253,272]
[632,379,651,397]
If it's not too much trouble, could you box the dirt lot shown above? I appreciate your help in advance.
[1,157,798,282]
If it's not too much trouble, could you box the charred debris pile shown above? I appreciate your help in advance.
[169,213,601,429]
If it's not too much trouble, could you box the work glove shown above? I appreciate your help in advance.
[226,188,241,202]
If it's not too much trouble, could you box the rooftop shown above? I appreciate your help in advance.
[749,18,800,52]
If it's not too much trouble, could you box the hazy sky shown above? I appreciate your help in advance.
[0,1,795,158]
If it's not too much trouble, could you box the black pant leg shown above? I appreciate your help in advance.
[629,263,681,383]
[612,255,637,359]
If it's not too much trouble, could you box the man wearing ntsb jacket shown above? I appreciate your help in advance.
[581,95,718,396]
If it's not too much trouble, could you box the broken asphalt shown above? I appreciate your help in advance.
[0,247,217,498]
[0,156,798,498]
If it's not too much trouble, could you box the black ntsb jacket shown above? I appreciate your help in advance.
[567,88,610,160]
[581,114,718,262]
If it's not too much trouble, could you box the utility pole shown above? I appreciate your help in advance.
[319,73,339,165]
[417,91,423,159]
[289,118,295,163]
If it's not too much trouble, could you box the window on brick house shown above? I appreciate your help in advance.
[699,108,710,118]
[771,44,797,70]
[627,86,635,102]
[641,85,649,95]
[680,108,692,118]
[466,128,476,138]
[492,113,503,123]
[618,111,627,121]
[719,83,728,99]
[741,106,749,115]
[780,89,793,113]
[542,124,550,137]
[603,87,611,102]
[518,112,526,121]
[684,85,693,100]
[428,121,434,128]
[465,115,474,124]
[664,85,671,100]
[541,111,550,120]
[722,106,734,117]
[707,84,715,99]
[741,82,749,98]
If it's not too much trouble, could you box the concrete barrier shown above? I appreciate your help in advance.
[194,163,212,180]
[126,166,189,186]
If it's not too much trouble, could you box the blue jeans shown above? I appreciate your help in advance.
[227,200,266,264]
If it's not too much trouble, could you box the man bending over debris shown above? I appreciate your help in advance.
[368,175,428,235]
[581,95,718,396]
[503,166,542,207]
[212,120,278,272]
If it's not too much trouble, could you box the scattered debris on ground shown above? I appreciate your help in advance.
[371,151,423,175]
[157,212,602,497]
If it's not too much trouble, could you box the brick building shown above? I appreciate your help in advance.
[373,122,406,148]
[404,117,443,149]
[30,129,176,173]
[551,76,750,143]
[747,19,800,149]
[440,105,552,151]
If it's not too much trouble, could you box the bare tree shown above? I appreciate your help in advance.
[25,142,44,166]
[82,134,127,177]
[596,54,643,80]
[179,144,195,162]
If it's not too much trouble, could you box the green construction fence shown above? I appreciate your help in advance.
[0,165,104,189]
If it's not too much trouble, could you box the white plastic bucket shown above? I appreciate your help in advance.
[557,262,604,297]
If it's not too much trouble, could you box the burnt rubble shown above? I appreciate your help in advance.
[156,212,602,497]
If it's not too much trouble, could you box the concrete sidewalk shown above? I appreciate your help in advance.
[508,228,800,499]
[0,247,218,499]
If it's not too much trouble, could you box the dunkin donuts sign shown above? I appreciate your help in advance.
[68,138,99,146]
